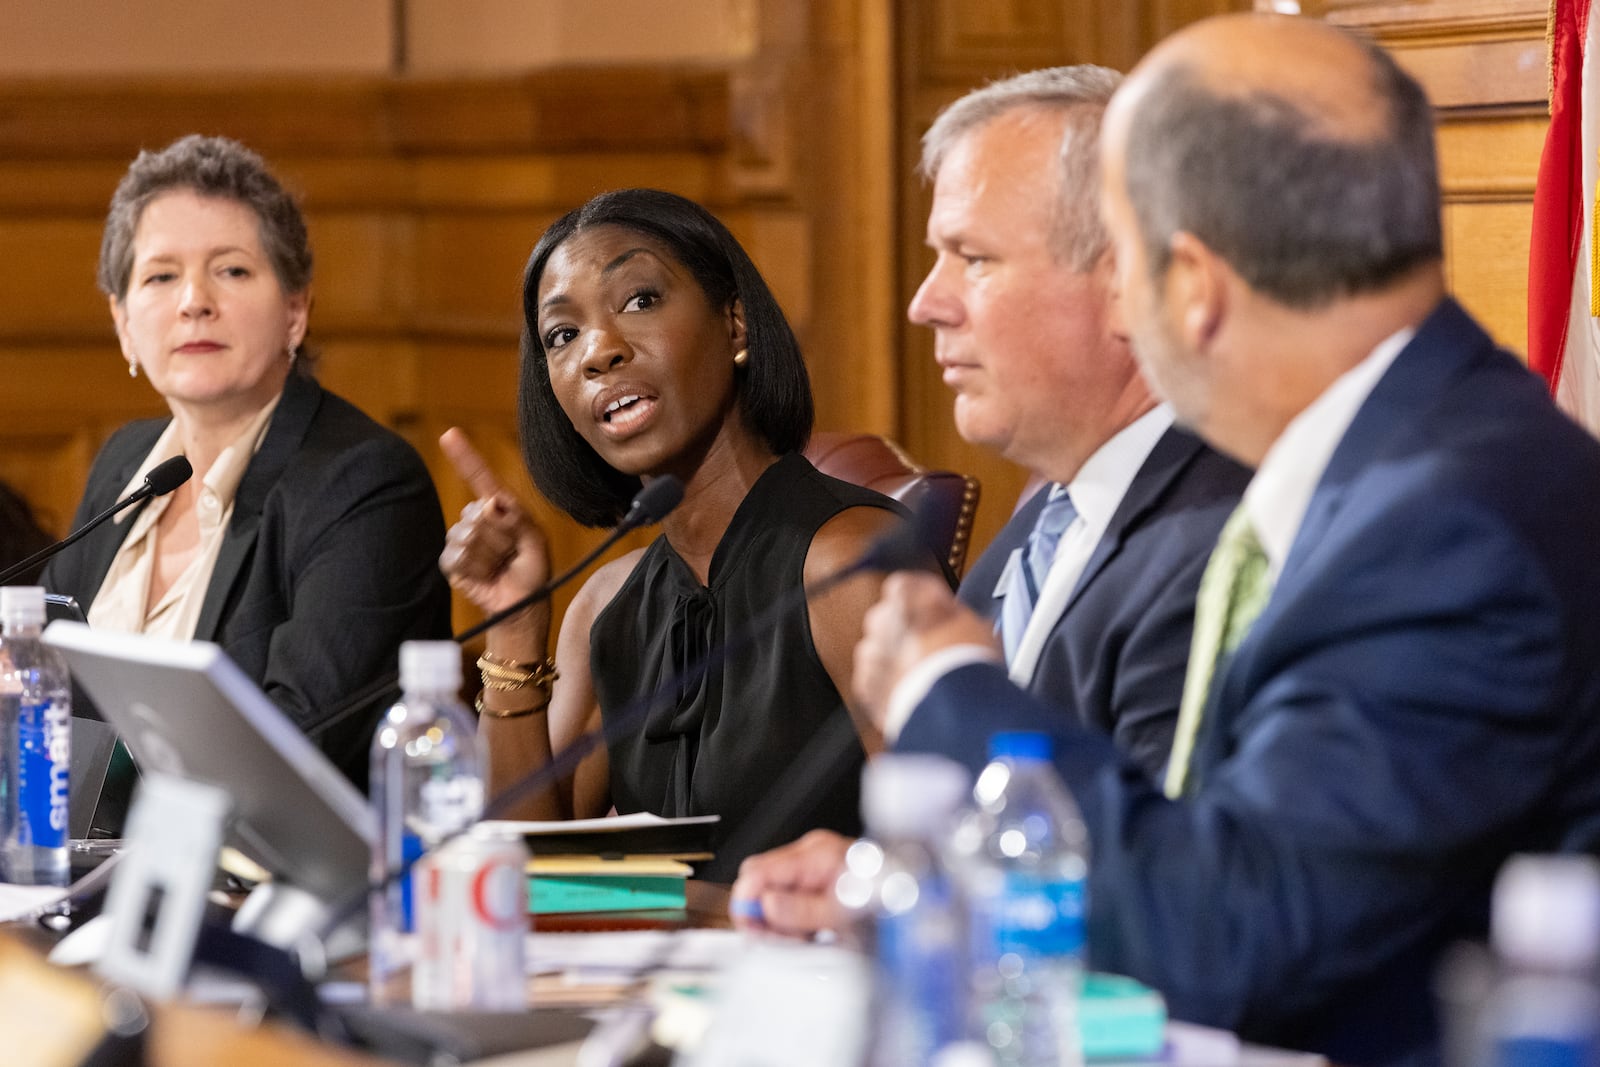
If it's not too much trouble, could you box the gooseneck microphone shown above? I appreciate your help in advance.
[477,498,937,821]
[0,455,194,586]
[454,473,686,646]
[306,474,686,743]
[316,496,944,942]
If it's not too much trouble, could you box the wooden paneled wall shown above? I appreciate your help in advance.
[0,0,1552,634]
[0,71,746,627]
[892,0,1252,536]
[1322,0,1549,355]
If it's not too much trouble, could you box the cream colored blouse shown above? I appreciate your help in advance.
[87,398,280,640]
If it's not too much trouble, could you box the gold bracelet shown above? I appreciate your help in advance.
[477,651,559,693]
[475,692,551,719]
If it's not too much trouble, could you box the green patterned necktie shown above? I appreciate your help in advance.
[1164,505,1272,798]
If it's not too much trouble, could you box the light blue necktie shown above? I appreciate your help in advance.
[998,487,1078,664]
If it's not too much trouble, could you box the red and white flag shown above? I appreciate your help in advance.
[1529,0,1600,431]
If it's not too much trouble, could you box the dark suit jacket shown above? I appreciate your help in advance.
[900,300,1600,1067]
[958,427,1249,778]
[44,372,453,787]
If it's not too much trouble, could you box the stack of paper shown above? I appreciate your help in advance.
[482,814,720,915]
[528,856,694,914]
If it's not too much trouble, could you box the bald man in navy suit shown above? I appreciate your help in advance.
[843,18,1600,1066]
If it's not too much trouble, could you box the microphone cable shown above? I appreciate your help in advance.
[305,476,686,745]
[315,502,941,943]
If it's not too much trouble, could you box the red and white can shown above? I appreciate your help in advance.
[412,827,530,1010]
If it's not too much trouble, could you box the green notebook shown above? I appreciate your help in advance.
[527,857,691,914]
[1081,972,1167,1059]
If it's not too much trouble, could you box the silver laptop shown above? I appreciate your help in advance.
[41,620,374,911]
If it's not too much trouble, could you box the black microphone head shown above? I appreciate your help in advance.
[143,455,194,497]
[624,476,685,528]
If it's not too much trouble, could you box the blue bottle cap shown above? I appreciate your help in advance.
[988,731,1053,762]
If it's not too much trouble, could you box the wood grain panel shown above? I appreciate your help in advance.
[1327,0,1550,357]
[0,219,108,335]
[1435,114,1547,197]
[1445,199,1534,355]
[0,70,727,160]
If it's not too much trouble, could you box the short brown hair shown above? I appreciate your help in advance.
[98,134,313,303]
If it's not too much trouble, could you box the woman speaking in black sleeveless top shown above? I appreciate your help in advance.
[440,189,944,880]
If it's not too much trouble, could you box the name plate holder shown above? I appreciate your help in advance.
[94,773,230,999]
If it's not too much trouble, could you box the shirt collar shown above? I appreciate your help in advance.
[1244,327,1413,580]
[112,395,282,529]
[1063,403,1175,537]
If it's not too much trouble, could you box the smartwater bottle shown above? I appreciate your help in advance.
[368,640,484,1005]
[835,753,972,1067]
[1479,854,1600,1067]
[0,586,71,886]
[948,731,1089,1067]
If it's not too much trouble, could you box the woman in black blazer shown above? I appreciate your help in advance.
[44,135,451,787]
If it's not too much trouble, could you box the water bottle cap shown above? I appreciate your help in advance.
[1493,854,1600,968]
[988,730,1053,762]
[398,641,462,692]
[861,754,970,837]
[0,585,46,628]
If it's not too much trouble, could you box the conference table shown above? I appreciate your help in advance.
[0,879,1328,1067]
[0,880,733,1067]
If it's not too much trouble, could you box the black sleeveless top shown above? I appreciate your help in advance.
[590,453,903,882]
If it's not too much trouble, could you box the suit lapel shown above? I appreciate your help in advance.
[1060,427,1205,616]
[1277,298,1488,592]
[72,422,169,608]
[979,486,1049,605]
[193,374,322,642]
[1200,299,1495,770]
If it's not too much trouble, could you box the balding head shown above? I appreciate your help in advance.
[1106,14,1441,309]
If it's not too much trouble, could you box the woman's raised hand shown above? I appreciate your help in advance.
[439,427,552,617]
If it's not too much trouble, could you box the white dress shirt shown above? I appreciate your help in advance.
[883,405,1174,742]
[1243,327,1413,580]
[880,326,1416,747]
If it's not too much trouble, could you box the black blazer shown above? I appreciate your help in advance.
[957,427,1250,778]
[44,372,452,786]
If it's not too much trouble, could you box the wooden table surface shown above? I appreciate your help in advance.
[0,880,736,1066]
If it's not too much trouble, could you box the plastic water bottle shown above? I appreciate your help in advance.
[835,753,972,1067]
[368,640,484,1005]
[1478,854,1600,1067]
[949,731,1089,1067]
[0,586,71,886]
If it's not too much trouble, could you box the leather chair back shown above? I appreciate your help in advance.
[803,432,981,577]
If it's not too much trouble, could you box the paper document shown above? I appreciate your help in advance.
[486,813,719,835]
[527,928,742,977]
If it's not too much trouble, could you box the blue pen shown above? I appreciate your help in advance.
[728,895,765,922]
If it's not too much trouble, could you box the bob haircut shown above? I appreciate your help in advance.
[518,188,814,528]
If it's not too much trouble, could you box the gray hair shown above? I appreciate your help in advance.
[1121,38,1442,309]
[98,134,313,304]
[920,65,1122,270]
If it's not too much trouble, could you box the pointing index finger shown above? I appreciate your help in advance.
[440,427,505,500]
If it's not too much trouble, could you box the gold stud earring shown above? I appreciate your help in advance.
[127,356,139,379]
[733,348,749,366]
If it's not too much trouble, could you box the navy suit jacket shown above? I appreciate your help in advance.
[901,300,1600,1067]
[44,372,453,787]
[958,428,1249,778]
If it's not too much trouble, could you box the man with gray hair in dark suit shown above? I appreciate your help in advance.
[732,64,1246,929]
